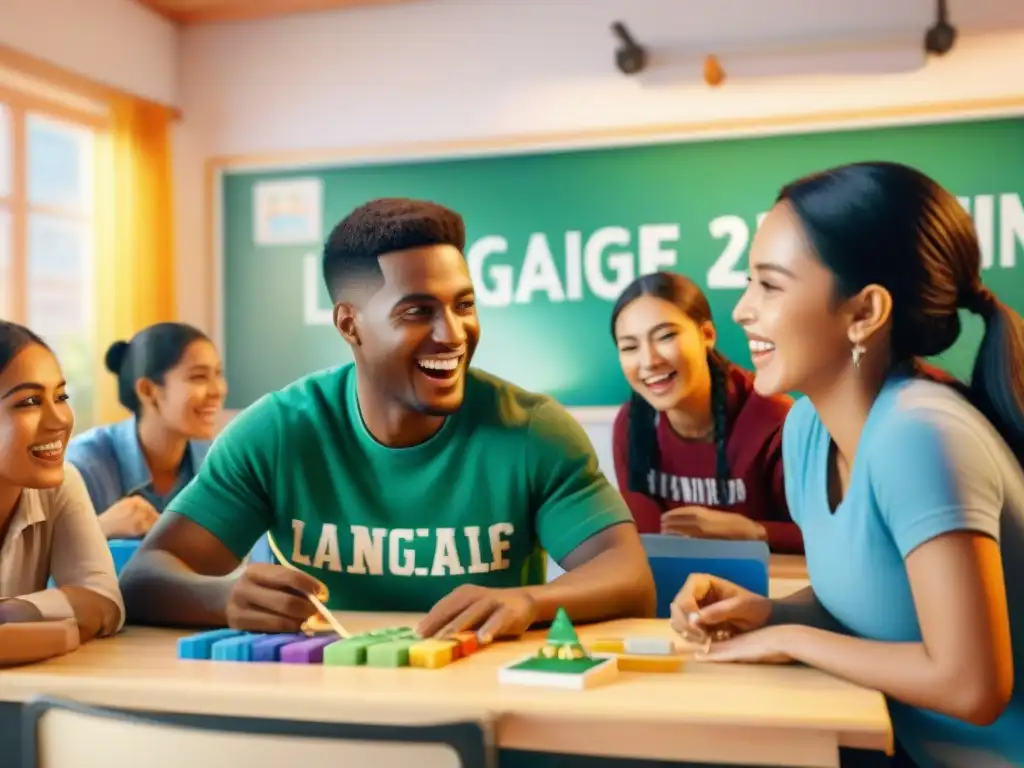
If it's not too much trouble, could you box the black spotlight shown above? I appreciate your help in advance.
[611,21,648,75]
[924,0,957,55]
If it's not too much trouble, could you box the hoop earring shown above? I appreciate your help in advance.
[851,343,866,369]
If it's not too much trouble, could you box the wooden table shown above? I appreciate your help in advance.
[0,607,890,768]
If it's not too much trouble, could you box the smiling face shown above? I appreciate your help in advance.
[0,343,74,491]
[732,201,855,397]
[614,294,715,412]
[345,244,480,416]
[141,339,227,440]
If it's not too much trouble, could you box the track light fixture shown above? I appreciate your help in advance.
[924,0,957,55]
[611,21,648,75]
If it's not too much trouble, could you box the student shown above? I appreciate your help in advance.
[0,321,124,650]
[671,162,1023,768]
[119,198,656,642]
[611,272,801,553]
[67,324,226,540]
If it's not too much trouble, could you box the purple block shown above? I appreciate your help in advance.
[251,634,306,662]
[279,634,338,664]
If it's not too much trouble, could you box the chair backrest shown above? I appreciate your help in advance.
[21,696,494,768]
[641,535,770,618]
[107,540,141,575]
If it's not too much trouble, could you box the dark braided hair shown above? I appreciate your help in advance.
[611,272,734,506]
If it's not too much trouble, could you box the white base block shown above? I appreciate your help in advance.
[623,636,675,655]
[497,655,619,690]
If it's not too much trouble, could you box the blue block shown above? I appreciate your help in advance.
[251,633,306,662]
[108,540,142,575]
[641,535,770,619]
[177,629,245,660]
[211,633,259,662]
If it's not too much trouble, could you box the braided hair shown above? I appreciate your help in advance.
[611,272,733,506]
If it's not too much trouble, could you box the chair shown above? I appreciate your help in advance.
[107,540,141,575]
[641,535,770,619]
[21,696,495,768]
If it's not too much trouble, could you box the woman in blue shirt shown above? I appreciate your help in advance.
[67,323,226,540]
[671,161,1023,768]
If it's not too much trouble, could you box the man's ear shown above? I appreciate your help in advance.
[334,303,360,346]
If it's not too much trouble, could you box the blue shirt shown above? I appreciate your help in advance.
[783,375,1024,768]
[66,417,211,518]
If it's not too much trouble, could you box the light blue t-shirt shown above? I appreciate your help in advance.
[783,374,1024,768]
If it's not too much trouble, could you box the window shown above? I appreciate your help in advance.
[1,77,102,431]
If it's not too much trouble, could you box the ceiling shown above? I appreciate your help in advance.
[135,0,418,25]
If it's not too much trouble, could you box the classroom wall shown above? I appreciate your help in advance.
[172,0,1024,479]
[0,0,178,105]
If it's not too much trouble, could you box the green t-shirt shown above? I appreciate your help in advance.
[168,364,632,611]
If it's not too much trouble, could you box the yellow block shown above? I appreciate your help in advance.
[615,654,684,673]
[409,639,457,669]
[590,638,625,653]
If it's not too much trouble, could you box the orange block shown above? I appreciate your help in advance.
[452,632,479,657]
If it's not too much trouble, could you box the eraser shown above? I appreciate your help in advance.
[211,633,258,662]
[250,634,306,663]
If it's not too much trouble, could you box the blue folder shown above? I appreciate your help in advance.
[641,534,770,619]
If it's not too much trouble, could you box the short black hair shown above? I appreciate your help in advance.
[0,321,49,377]
[105,322,210,415]
[322,197,466,302]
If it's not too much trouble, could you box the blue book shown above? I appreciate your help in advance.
[641,535,770,619]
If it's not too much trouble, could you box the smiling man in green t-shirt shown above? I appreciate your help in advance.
[120,198,655,642]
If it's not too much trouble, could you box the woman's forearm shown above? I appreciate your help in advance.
[784,625,1008,726]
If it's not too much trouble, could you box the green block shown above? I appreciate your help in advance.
[508,657,604,675]
[323,636,389,666]
[366,637,419,668]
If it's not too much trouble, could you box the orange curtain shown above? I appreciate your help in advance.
[94,94,176,424]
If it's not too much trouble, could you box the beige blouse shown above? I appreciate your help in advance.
[0,463,125,633]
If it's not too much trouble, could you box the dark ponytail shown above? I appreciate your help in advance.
[779,161,1024,460]
[966,291,1024,460]
[106,323,210,415]
[612,271,734,503]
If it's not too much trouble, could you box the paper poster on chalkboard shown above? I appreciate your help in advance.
[253,178,323,246]
[220,115,1024,412]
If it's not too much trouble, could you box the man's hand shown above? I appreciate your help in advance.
[225,563,326,633]
[98,496,160,540]
[661,506,767,541]
[416,585,538,644]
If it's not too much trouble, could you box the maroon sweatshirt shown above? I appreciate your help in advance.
[612,365,803,554]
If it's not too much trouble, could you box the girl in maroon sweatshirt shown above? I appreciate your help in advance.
[610,271,803,554]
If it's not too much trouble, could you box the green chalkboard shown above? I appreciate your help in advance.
[219,115,1024,410]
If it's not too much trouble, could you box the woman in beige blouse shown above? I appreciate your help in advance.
[0,321,124,665]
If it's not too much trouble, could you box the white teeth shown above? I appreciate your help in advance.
[749,340,776,353]
[645,373,674,385]
[418,357,460,371]
[30,441,63,453]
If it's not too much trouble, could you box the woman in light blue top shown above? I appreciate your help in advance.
[67,323,227,541]
[670,162,1023,768]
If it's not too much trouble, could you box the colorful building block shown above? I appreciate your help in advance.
[623,636,676,656]
[409,639,457,669]
[365,637,420,668]
[177,628,245,660]
[451,632,479,658]
[323,635,389,667]
[251,634,306,662]
[279,634,338,664]
[590,638,625,654]
[211,633,260,662]
[601,653,683,673]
